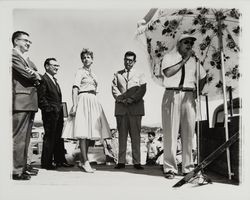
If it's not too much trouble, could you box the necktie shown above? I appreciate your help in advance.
[126,70,130,91]
[53,77,61,93]
[179,64,185,88]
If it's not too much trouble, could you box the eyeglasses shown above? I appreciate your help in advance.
[49,64,60,68]
[183,40,194,46]
[124,58,135,63]
[17,38,32,44]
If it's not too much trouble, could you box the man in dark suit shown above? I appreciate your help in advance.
[38,58,72,170]
[12,31,41,180]
[111,51,146,170]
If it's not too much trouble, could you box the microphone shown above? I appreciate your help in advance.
[191,52,199,61]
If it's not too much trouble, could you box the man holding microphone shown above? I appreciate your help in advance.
[161,33,207,179]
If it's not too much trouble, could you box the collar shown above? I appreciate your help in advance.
[83,66,91,73]
[46,72,56,83]
[124,68,134,73]
[13,47,28,61]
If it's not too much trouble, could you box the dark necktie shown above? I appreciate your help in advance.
[53,77,61,93]
[179,64,185,88]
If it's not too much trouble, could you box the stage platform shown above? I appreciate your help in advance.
[4,163,248,200]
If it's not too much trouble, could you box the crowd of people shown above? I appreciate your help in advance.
[11,30,206,180]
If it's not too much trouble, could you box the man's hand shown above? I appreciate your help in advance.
[116,95,124,103]
[125,97,134,104]
[34,71,42,80]
[185,50,196,60]
[116,95,134,105]
[121,97,134,105]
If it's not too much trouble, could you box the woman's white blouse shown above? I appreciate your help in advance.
[73,67,98,92]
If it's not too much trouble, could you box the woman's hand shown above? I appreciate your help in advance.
[69,105,77,117]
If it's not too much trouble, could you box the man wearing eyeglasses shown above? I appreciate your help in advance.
[12,31,41,180]
[112,51,146,170]
[161,33,207,179]
[37,58,72,170]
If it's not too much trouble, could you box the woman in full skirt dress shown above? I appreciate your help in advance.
[62,48,111,173]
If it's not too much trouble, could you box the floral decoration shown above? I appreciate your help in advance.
[137,7,241,99]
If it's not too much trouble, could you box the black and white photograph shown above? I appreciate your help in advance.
[0,0,249,200]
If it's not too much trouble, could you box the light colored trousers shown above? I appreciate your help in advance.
[116,115,142,164]
[162,90,196,174]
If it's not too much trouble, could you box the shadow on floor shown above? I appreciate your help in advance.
[32,162,239,186]
[33,163,164,177]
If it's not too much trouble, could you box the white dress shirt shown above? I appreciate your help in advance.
[161,47,206,88]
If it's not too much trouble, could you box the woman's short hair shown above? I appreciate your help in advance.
[80,48,94,60]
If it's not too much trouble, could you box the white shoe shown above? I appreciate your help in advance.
[78,162,94,173]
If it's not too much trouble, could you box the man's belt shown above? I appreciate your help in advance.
[78,90,96,95]
[165,87,195,92]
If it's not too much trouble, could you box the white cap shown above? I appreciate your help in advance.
[178,33,197,43]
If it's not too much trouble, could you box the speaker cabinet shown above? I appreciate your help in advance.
[199,116,240,182]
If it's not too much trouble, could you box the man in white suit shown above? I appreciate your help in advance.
[161,33,206,179]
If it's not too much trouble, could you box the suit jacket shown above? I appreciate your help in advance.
[38,73,62,113]
[112,68,146,116]
[12,49,39,112]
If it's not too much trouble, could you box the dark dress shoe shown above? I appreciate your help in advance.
[56,162,74,168]
[24,170,38,176]
[134,164,144,170]
[26,164,39,173]
[41,165,57,170]
[164,171,175,179]
[114,163,125,169]
[12,173,31,180]
[28,168,39,174]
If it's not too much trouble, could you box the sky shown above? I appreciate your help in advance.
[1,0,250,199]
[1,0,246,130]
[10,5,228,128]
[11,8,167,128]
[0,3,248,126]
